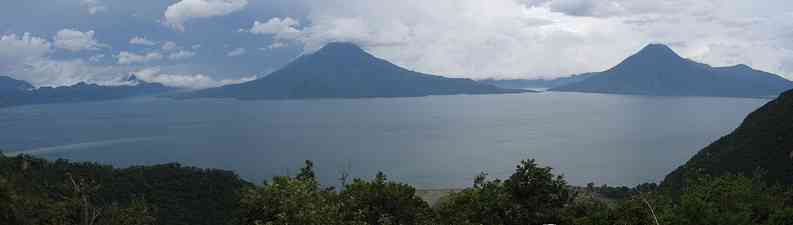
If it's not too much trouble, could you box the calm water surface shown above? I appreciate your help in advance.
[0,92,768,188]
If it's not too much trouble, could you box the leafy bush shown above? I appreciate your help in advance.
[237,161,435,225]
[436,159,574,225]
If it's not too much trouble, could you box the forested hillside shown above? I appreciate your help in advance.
[5,153,793,225]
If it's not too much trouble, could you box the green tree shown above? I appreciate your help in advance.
[561,196,611,225]
[100,198,157,225]
[664,174,787,225]
[0,176,22,224]
[504,159,574,224]
[436,159,574,225]
[340,172,436,225]
[238,160,347,225]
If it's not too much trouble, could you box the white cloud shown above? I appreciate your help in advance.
[226,48,246,57]
[266,42,287,50]
[0,33,53,82]
[0,32,119,87]
[254,0,793,79]
[116,51,164,64]
[80,0,107,15]
[88,54,105,62]
[168,50,196,60]
[161,41,178,51]
[129,37,157,46]
[132,67,256,89]
[249,17,303,40]
[0,33,52,68]
[23,59,118,87]
[191,44,202,50]
[53,29,105,52]
[163,0,249,31]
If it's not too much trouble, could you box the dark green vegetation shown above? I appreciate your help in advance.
[479,73,595,89]
[0,154,249,225]
[6,152,793,225]
[435,160,574,225]
[550,44,793,98]
[237,161,435,225]
[664,89,793,190]
[0,75,177,108]
[186,43,530,100]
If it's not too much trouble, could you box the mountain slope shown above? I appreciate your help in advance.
[663,89,793,190]
[0,75,177,108]
[0,76,34,93]
[550,44,793,98]
[189,43,530,100]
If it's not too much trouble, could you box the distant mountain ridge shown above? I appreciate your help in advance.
[550,44,793,98]
[186,43,530,100]
[0,75,177,108]
[479,73,596,89]
[0,76,34,93]
[663,89,793,190]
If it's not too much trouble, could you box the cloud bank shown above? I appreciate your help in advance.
[130,37,158,46]
[2,0,792,88]
[117,52,164,64]
[164,0,249,31]
[226,48,246,57]
[0,33,113,87]
[53,29,105,52]
[133,67,256,89]
[250,0,793,79]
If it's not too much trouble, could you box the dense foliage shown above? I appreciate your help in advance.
[580,174,793,225]
[237,161,435,225]
[5,152,793,225]
[436,159,574,225]
[0,153,250,225]
[664,89,793,191]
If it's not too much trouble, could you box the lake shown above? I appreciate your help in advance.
[0,92,768,188]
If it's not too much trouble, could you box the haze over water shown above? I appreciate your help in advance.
[0,92,767,188]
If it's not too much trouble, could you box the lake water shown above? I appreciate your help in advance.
[0,92,768,188]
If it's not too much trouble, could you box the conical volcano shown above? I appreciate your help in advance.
[551,44,793,97]
[190,42,529,100]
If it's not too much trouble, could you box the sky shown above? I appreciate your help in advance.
[1,0,792,88]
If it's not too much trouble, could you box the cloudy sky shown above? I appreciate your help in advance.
[2,0,792,88]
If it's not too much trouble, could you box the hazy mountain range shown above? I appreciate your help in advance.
[184,43,531,100]
[0,75,176,108]
[3,43,793,108]
[550,44,793,98]
[478,73,596,89]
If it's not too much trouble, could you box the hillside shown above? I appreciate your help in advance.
[0,154,251,225]
[550,44,793,98]
[187,43,530,100]
[0,76,34,92]
[0,75,177,108]
[663,89,793,190]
